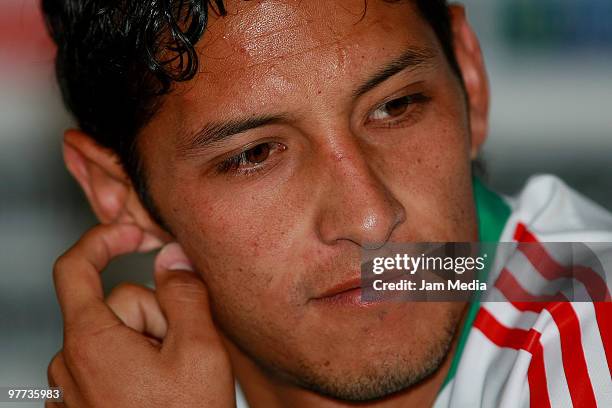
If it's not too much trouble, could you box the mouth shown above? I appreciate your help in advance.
[311,277,381,308]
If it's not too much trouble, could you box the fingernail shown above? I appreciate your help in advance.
[138,233,164,253]
[155,242,194,272]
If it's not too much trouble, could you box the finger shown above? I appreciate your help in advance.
[106,283,168,340]
[53,223,144,326]
[153,243,218,348]
[47,351,80,407]
[47,351,70,388]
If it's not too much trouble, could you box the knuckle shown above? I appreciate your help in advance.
[47,352,62,381]
[52,253,79,283]
[47,357,58,385]
[52,254,70,277]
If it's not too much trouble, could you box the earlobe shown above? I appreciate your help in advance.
[63,130,169,250]
[448,5,490,158]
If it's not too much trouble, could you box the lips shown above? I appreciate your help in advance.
[315,277,363,299]
[311,277,385,307]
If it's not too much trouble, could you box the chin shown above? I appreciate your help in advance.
[293,330,455,402]
[275,302,464,402]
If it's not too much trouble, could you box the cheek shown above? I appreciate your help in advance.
[376,87,476,240]
[165,173,313,306]
[163,184,316,348]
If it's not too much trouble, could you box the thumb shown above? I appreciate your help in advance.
[153,243,219,349]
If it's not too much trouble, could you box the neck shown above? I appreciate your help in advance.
[225,306,467,408]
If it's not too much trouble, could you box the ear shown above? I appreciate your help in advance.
[449,5,490,159]
[63,129,172,250]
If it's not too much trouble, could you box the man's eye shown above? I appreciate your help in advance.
[217,142,286,175]
[367,93,429,124]
[245,143,271,164]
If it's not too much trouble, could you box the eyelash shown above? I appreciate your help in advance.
[366,92,431,128]
[216,142,286,176]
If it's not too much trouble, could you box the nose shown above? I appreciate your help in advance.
[315,141,406,249]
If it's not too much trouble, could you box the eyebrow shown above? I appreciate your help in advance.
[177,114,288,157]
[352,47,437,98]
[177,47,436,157]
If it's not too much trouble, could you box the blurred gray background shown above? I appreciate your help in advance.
[0,0,610,406]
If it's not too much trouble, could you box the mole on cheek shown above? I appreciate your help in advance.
[249,240,261,257]
[377,310,389,322]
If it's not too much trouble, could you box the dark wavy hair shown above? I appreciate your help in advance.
[42,0,460,218]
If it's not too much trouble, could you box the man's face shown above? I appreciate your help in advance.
[139,0,479,401]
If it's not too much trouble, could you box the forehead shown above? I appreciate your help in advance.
[204,0,417,66]
[155,0,439,127]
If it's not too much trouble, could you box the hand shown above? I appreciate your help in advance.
[47,224,235,407]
